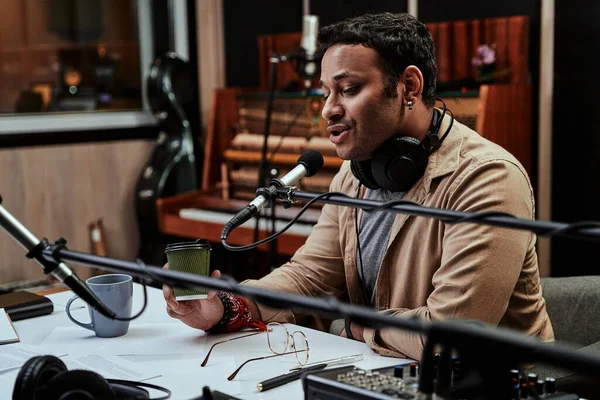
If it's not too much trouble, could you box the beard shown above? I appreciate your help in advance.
[336,101,406,161]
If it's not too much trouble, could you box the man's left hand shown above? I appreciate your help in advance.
[340,322,364,342]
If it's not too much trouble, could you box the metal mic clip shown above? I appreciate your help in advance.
[278,186,297,209]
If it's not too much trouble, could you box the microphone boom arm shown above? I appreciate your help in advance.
[276,187,600,241]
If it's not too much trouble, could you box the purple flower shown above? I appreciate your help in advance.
[472,44,496,68]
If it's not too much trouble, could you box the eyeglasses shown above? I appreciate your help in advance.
[199,322,310,380]
[227,322,309,380]
[200,331,262,367]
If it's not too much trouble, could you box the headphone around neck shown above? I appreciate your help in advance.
[350,98,454,192]
[13,355,171,400]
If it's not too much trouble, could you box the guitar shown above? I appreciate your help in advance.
[134,53,201,266]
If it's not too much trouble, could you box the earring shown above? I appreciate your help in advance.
[407,100,413,110]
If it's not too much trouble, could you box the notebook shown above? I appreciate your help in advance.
[0,309,19,344]
[0,291,54,322]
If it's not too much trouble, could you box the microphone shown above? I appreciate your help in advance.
[221,150,324,241]
[296,15,321,89]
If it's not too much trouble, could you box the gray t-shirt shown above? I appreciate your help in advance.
[357,188,405,305]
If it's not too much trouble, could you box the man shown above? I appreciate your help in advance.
[163,12,553,360]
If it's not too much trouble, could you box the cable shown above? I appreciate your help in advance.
[370,198,600,237]
[109,258,150,322]
[222,192,347,251]
[225,189,600,255]
[435,98,454,145]
[450,210,519,223]
[108,379,172,400]
[253,93,311,244]
[542,221,600,237]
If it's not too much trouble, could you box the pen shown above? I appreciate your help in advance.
[256,363,327,392]
[289,353,364,371]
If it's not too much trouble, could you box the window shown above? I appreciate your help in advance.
[0,0,160,134]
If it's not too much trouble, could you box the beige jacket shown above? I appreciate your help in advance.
[243,115,554,360]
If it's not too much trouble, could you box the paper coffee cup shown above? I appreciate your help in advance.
[165,239,211,301]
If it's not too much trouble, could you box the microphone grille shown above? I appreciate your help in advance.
[298,150,324,177]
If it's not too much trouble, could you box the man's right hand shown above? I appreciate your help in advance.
[162,264,225,331]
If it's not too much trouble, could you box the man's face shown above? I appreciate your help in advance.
[320,44,405,160]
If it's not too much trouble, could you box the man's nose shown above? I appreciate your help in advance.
[321,96,343,121]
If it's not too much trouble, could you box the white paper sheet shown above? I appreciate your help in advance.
[40,323,208,356]
[0,369,19,398]
[0,309,18,345]
[60,353,160,381]
[143,355,243,399]
[0,343,66,373]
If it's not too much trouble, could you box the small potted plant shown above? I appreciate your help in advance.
[472,44,497,82]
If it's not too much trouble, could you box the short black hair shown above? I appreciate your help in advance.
[317,12,437,107]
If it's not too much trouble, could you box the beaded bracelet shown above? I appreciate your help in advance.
[208,291,267,334]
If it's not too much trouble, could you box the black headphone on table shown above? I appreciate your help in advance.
[13,355,171,400]
[350,98,454,193]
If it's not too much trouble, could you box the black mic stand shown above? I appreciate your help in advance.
[253,52,285,272]
[252,12,321,270]
[3,194,600,399]
[253,49,315,272]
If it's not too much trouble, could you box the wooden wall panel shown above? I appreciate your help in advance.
[427,16,529,85]
[508,16,530,83]
[0,139,154,285]
[496,18,509,74]
[452,21,469,80]
[426,22,438,47]
[477,83,532,173]
[469,19,482,78]
[483,18,496,48]
[436,22,452,83]
[257,16,530,91]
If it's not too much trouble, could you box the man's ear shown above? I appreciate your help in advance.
[400,65,424,105]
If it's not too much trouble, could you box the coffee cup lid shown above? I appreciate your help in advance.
[165,239,211,253]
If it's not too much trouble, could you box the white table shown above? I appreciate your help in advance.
[3,284,409,400]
